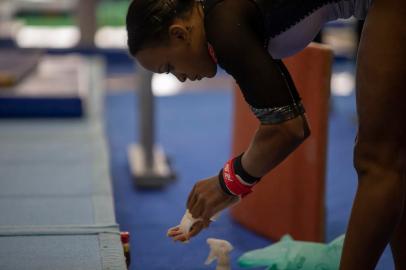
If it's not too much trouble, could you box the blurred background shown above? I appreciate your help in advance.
[0,0,394,269]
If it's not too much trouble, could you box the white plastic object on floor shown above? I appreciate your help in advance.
[205,238,233,270]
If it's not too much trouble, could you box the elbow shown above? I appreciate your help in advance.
[302,115,311,140]
[290,114,311,147]
[256,114,311,152]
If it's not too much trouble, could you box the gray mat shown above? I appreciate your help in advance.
[0,235,103,270]
[0,56,126,270]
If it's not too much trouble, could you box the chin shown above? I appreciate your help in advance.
[206,65,218,78]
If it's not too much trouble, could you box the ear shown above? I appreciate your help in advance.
[168,24,191,43]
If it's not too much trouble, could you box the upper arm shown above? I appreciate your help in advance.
[205,0,305,123]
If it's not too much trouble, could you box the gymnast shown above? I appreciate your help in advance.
[125,0,406,269]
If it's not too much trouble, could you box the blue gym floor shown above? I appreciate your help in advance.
[105,60,394,270]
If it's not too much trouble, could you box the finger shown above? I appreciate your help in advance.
[173,233,189,242]
[186,221,205,239]
[168,231,183,238]
[202,219,211,228]
[166,226,179,233]
[167,229,183,237]
[167,226,180,232]
[169,232,185,240]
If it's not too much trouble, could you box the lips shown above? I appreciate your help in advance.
[190,75,201,81]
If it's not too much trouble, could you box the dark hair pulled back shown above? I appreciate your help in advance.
[126,0,196,56]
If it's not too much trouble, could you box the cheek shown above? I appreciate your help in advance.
[188,47,212,73]
[171,45,213,76]
[170,48,194,72]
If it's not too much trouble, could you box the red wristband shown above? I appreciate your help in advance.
[222,158,253,197]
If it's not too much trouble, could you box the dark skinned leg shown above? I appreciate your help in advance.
[390,176,406,270]
[339,0,406,269]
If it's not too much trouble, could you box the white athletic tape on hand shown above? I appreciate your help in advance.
[179,209,201,235]
[167,209,220,243]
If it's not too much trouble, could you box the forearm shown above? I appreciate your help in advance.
[241,114,310,178]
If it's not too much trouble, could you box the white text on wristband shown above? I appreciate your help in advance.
[222,158,253,197]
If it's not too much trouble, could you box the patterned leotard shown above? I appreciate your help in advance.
[202,0,372,123]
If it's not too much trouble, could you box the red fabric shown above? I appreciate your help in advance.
[120,232,130,244]
[223,158,252,197]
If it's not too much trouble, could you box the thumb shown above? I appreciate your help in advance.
[187,219,210,239]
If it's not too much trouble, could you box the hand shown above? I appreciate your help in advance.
[167,220,210,242]
[185,175,239,239]
[167,209,209,243]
